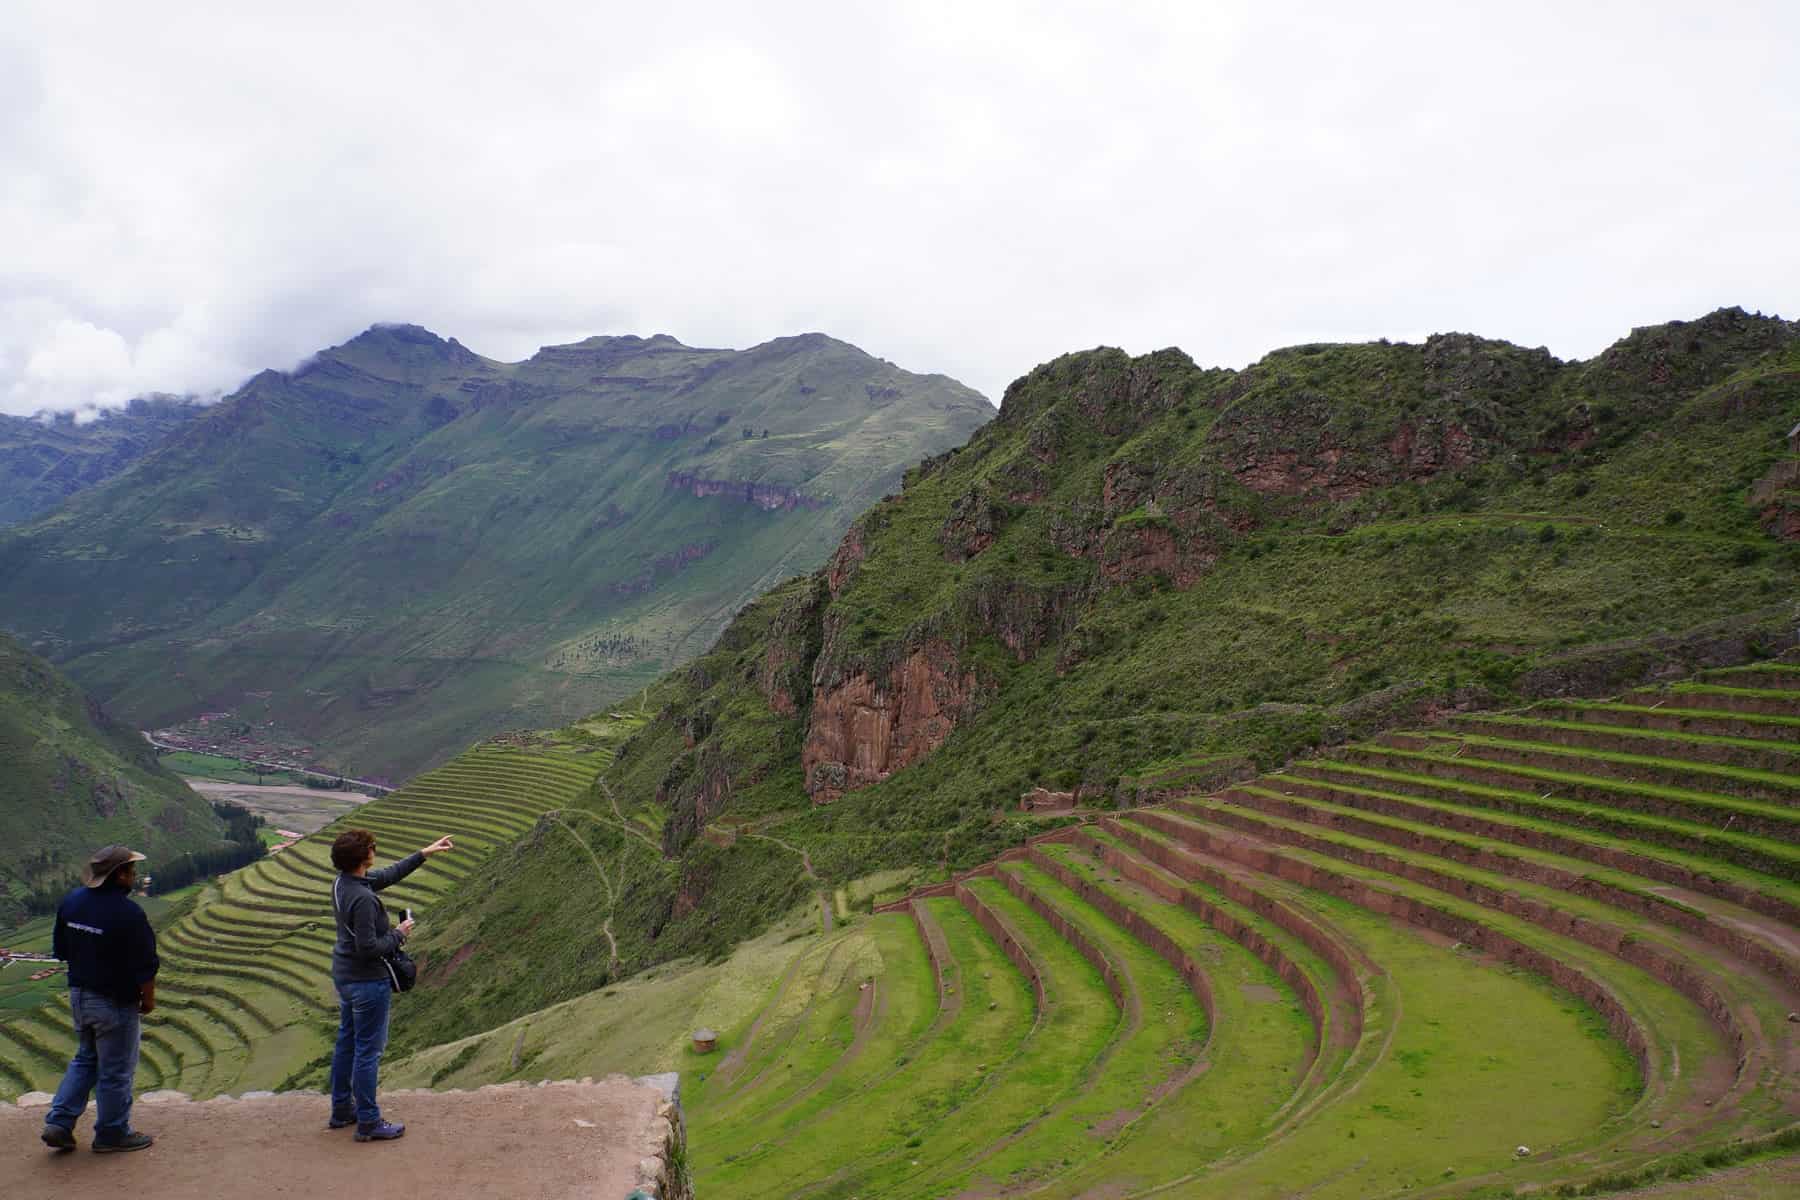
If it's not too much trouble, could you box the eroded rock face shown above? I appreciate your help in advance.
[1749,458,1799,541]
[758,579,828,716]
[938,488,1004,561]
[825,522,867,597]
[802,640,977,802]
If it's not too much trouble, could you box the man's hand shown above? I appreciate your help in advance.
[421,836,455,858]
[139,981,156,1015]
[396,917,417,938]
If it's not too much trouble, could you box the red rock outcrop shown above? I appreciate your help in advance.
[1748,457,1799,541]
[824,523,866,597]
[757,579,828,715]
[802,639,977,802]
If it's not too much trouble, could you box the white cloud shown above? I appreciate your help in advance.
[1,0,1796,415]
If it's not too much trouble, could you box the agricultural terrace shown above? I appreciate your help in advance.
[0,740,605,1100]
[676,665,1799,1198]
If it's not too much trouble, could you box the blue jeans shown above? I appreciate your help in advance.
[46,987,142,1140]
[329,978,392,1125]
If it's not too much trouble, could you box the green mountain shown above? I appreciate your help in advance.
[0,326,992,780]
[0,396,205,526]
[398,305,1799,1047]
[0,632,243,923]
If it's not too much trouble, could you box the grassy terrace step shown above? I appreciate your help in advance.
[160,926,330,983]
[410,768,596,796]
[1410,731,1800,807]
[1079,820,1361,1083]
[691,913,940,1165]
[159,937,325,994]
[1463,712,1800,769]
[1025,842,1317,1191]
[1171,795,1788,1082]
[1128,810,1751,1126]
[402,768,594,798]
[156,948,329,1010]
[892,858,1202,1196]
[693,937,869,1118]
[257,845,463,896]
[0,1016,64,1071]
[1628,684,1800,717]
[1160,885,1643,1199]
[1212,786,1800,991]
[318,811,516,850]
[0,1055,32,1094]
[156,976,281,1034]
[1343,744,1800,840]
[326,797,531,840]
[1533,698,1800,744]
[155,985,267,1043]
[1705,664,1800,691]
[318,809,524,850]
[1293,759,1800,885]
[858,876,1119,1199]
[183,898,315,940]
[694,898,1034,1199]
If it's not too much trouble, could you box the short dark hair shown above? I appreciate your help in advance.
[331,829,377,873]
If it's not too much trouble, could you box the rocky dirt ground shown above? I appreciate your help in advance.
[3,1079,671,1199]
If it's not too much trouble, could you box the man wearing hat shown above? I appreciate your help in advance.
[38,845,160,1154]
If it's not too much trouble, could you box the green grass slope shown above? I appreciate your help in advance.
[401,306,1798,1052]
[0,326,992,780]
[0,632,238,923]
[415,673,1794,1198]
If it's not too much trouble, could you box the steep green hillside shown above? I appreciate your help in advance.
[0,326,991,779]
[0,632,244,923]
[403,306,1799,1046]
[0,396,205,527]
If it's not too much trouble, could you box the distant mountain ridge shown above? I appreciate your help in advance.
[0,324,992,779]
[0,395,207,526]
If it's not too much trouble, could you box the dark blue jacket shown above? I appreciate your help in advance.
[52,883,160,1006]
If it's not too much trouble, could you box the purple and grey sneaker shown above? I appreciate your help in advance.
[354,1119,406,1142]
[328,1110,357,1130]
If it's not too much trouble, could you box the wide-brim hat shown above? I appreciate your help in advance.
[82,845,147,888]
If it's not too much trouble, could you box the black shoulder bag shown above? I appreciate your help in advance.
[334,876,418,993]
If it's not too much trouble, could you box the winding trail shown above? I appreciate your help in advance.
[746,831,833,932]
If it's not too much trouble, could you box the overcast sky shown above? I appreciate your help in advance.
[3,1,1796,416]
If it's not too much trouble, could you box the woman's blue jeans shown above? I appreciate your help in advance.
[46,987,142,1140]
[329,978,392,1126]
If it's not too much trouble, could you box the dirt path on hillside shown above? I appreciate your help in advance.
[3,1083,657,1199]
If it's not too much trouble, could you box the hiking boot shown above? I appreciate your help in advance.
[327,1110,357,1130]
[40,1123,76,1152]
[92,1131,154,1153]
[354,1119,405,1142]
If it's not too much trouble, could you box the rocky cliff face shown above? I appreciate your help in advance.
[759,309,1800,808]
[801,639,978,802]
